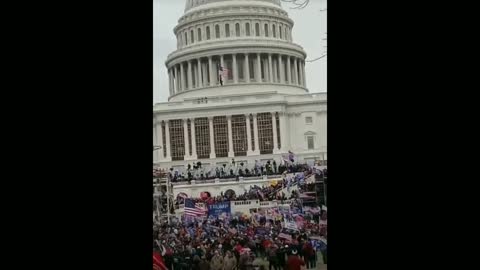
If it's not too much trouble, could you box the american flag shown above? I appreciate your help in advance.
[218,65,229,85]
[184,198,207,217]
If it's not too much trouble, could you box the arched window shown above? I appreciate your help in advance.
[225,23,230,37]
[184,32,188,45]
[197,28,202,42]
[206,26,211,40]
[279,25,283,39]
[255,23,260,36]
[235,23,240,37]
[190,29,194,43]
[246,23,250,36]
[264,24,269,37]
[215,25,220,38]
[272,24,276,38]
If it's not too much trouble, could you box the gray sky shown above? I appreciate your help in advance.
[154,0,327,104]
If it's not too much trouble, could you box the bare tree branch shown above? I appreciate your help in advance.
[281,0,310,9]
[306,54,327,62]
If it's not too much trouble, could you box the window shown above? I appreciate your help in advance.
[213,116,228,157]
[249,114,255,151]
[255,23,260,36]
[307,136,315,150]
[190,30,194,43]
[225,24,230,37]
[187,120,192,155]
[161,122,166,157]
[306,116,313,124]
[195,118,210,159]
[215,25,220,38]
[232,115,247,156]
[276,112,281,149]
[264,24,269,37]
[257,112,274,155]
[197,28,202,42]
[246,23,250,36]
[169,119,185,161]
[235,23,240,37]
[279,25,282,39]
[206,26,211,40]
[272,24,276,38]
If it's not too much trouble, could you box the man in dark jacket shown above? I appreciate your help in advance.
[276,246,287,270]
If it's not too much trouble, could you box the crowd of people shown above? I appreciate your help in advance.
[153,209,327,270]
[153,156,327,270]
[155,158,317,184]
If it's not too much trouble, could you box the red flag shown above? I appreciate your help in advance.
[153,251,168,270]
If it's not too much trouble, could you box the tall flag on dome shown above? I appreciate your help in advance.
[184,198,207,217]
[218,64,229,86]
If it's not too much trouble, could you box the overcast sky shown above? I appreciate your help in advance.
[154,0,327,104]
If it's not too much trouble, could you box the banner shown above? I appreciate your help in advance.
[207,201,231,217]
[284,219,299,231]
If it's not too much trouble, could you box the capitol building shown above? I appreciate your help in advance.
[153,0,327,172]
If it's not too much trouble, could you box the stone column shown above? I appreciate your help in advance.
[187,61,193,90]
[279,112,288,152]
[153,126,157,163]
[220,55,225,84]
[245,53,250,83]
[167,69,172,95]
[208,116,216,159]
[208,56,215,86]
[263,58,268,83]
[272,58,277,83]
[287,56,292,84]
[246,114,253,155]
[156,121,164,160]
[293,58,298,85]
[268,54,273,83]
[278,55,284,84]
[253,113,260,155]
[256,53,262,83]
[202,62,208,87]
[197,58,203,88]
[180,63,185,91]
[190,118,197,159]
[183,119,190,159]
[298,59,303,86]
[165,120,172,161]
[232,54,238,83]
[272,112,279,153]
[302,61,307,87]
[227,115,234,157]
[173,66,178,93]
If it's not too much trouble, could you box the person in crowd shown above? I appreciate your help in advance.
[302,240,316,269]
[238,251,251,270]
[267,244,279,270]
[223,250,237,270]
[286,249,304,270]
[252,253,268,270]
[199,255,211,270]
[210,250,224,270]
[276,245,287,270]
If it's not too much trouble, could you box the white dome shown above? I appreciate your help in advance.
[165,0,308,102]
[185,0,282,13]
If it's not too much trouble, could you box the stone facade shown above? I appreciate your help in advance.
[154,0,327,170]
